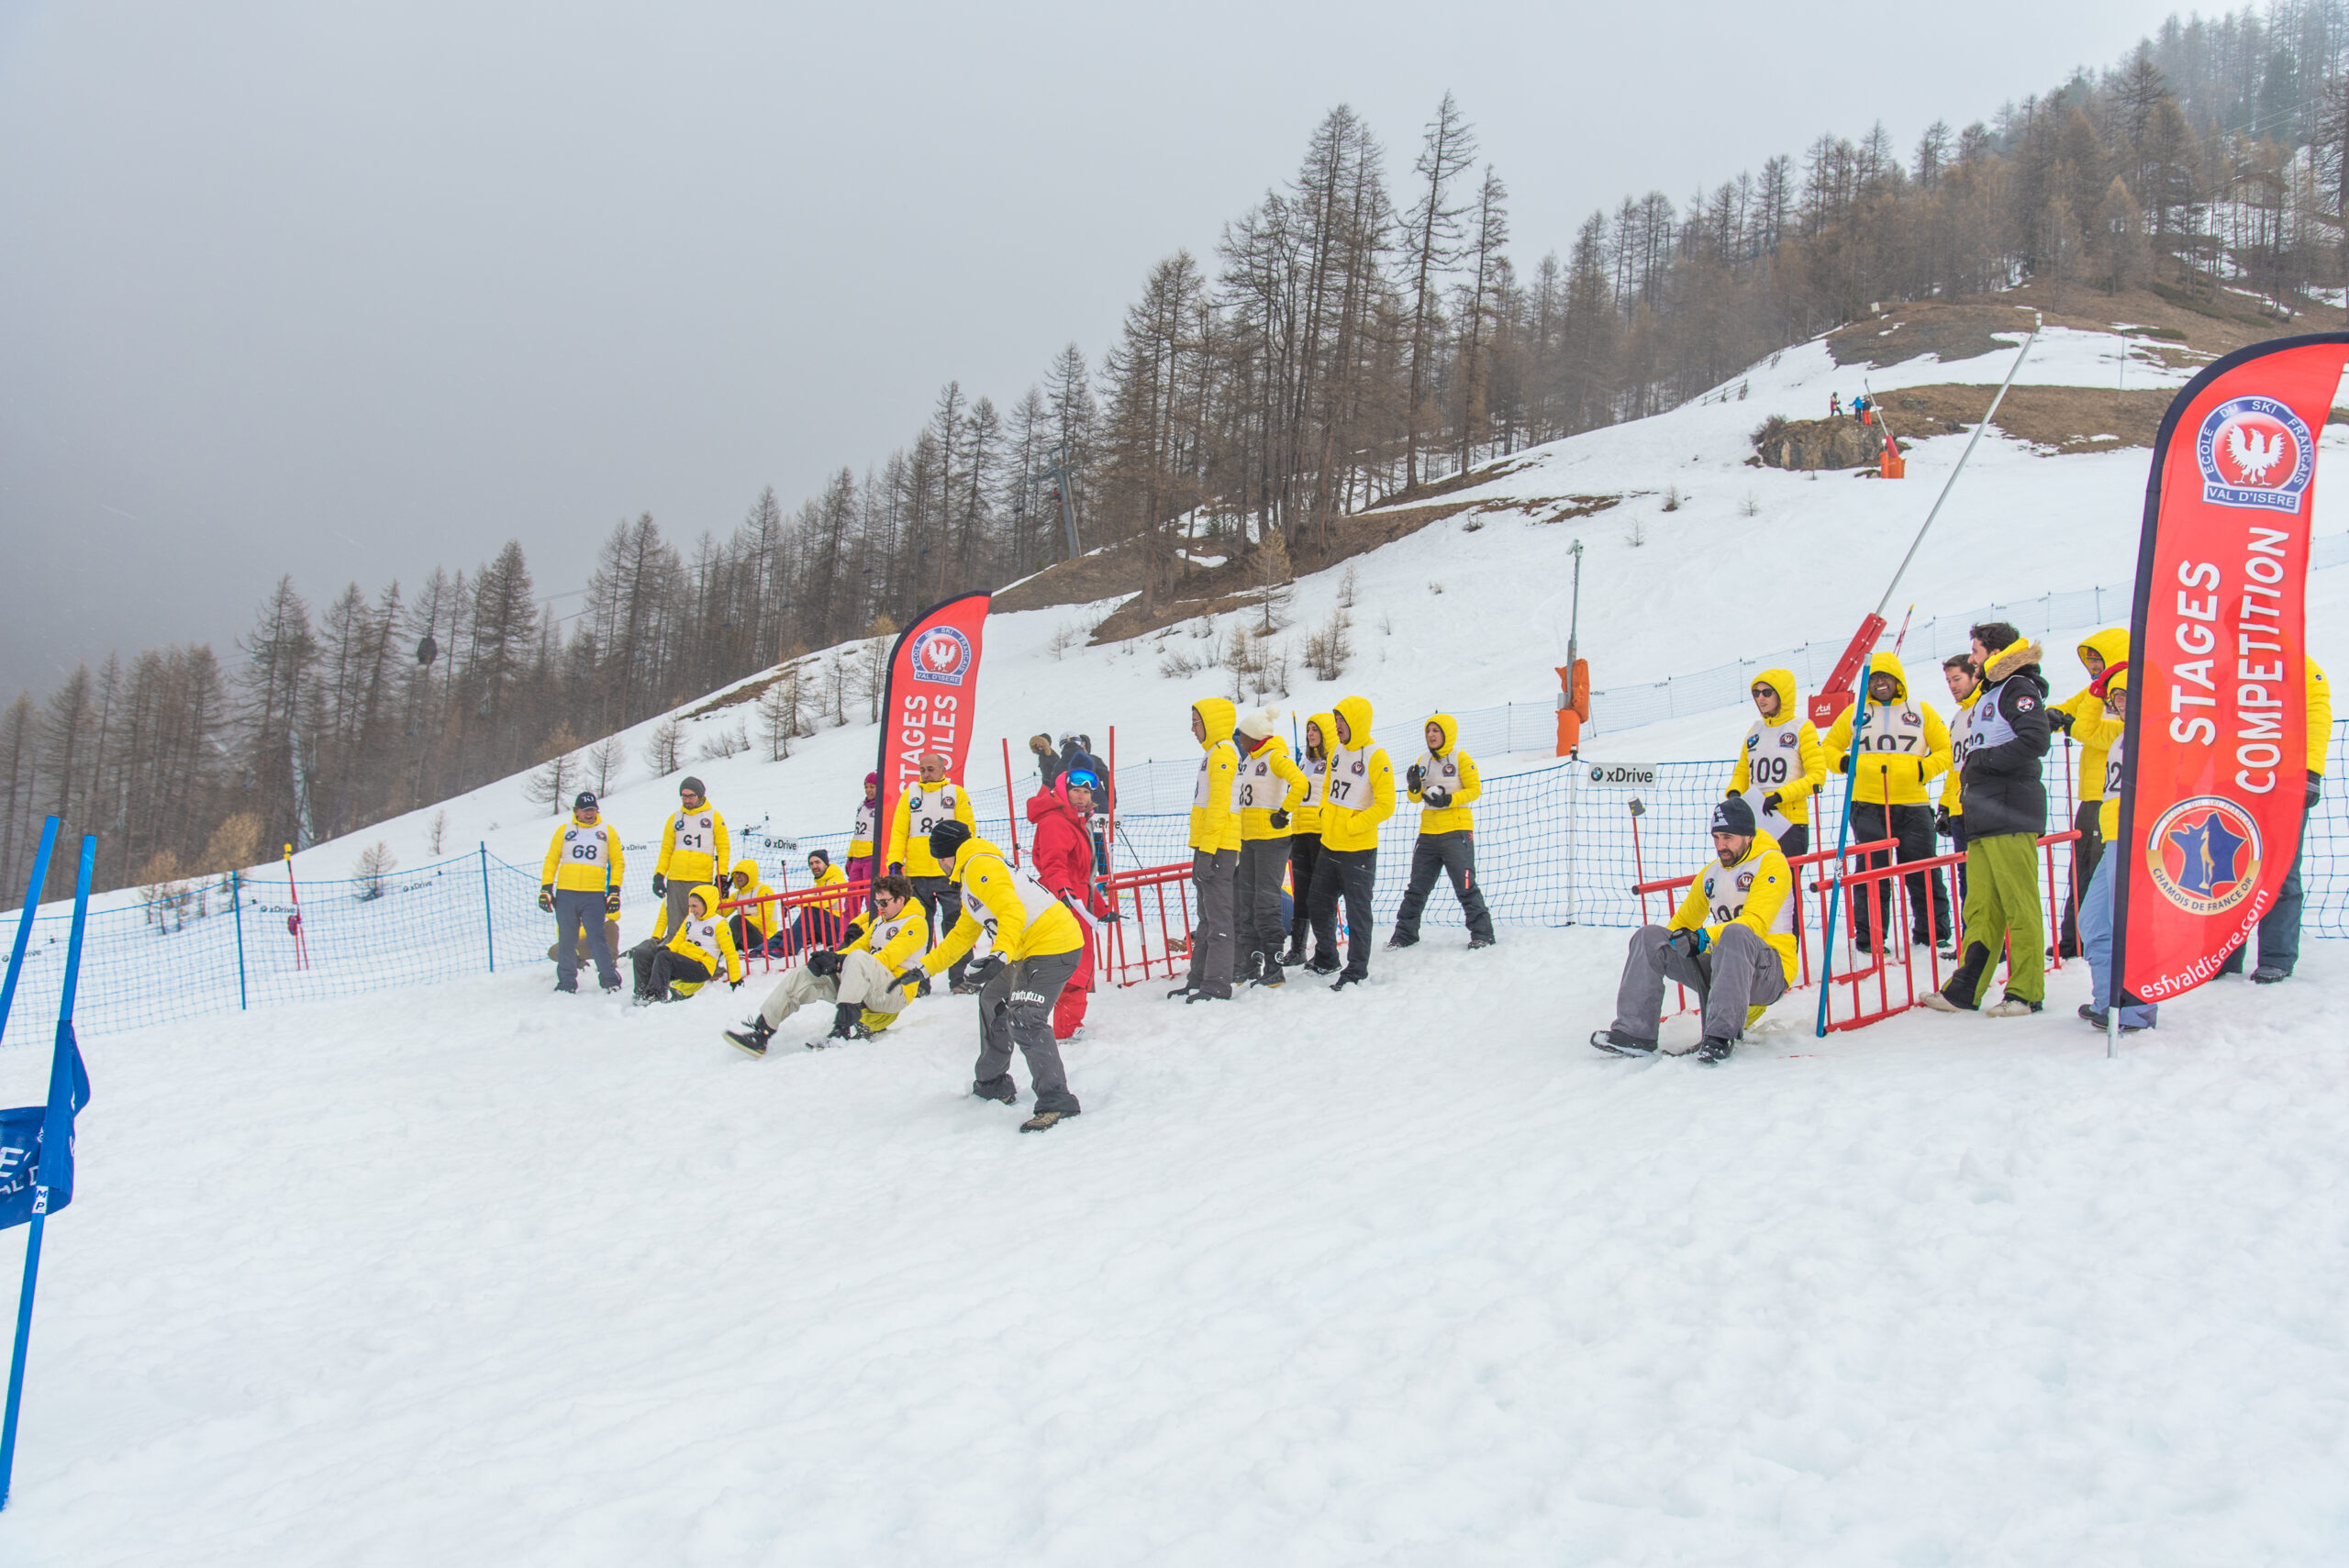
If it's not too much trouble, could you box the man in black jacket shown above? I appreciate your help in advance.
[1924,622,2052,1017]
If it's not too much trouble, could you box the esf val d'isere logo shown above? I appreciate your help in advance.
[2196,395,2314,513]
[910,626,972,685]
[2145,795,2265,917]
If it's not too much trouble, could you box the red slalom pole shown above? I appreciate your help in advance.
[1001,737,1020,864]
[283,844,309,970]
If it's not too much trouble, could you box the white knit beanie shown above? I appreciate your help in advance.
[1235,706,1282,741]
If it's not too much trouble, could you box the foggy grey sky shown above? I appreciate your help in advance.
[0,0,2176,698]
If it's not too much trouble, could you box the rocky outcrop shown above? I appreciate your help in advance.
[1751,414,1900,471]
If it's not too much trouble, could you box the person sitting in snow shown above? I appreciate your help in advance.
[1590,795,1797,1064]
[785,849,852,956]
[725,873,930,1054]
[723,857,773,959]
[628,884,743,1005]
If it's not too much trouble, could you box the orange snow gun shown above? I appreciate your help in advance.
[1554,659,1589,756]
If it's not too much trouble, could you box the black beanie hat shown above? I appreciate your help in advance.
[928,819,973,862]
[1710,795,1756,836]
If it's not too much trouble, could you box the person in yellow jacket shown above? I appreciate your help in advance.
[1231,705,1308,987]
[1823,651,1953,952]
[884,752,978,991]
[1727,669,1827,858]
[1308,694,1396,989]
[2049,627,2129,957]
[722,856,774,960]
[654,776,730,937]
[725,873,930,1054]
[540,790,625,994]
[894,820,1084,1132]
[1592,795,1796,1064]
[627,884,743,1004]
[2221,654,2331,984]
[1176,697,1243,1001]
[1282,709,1339,968]
[786,850,852,956]
[1390,712,1496,950]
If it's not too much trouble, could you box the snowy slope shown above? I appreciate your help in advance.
[1,935,2343,1562]
[246,316,2349,909]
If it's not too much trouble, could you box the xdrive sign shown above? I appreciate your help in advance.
[1585,762,1657,788]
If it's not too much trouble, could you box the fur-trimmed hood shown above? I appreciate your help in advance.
[1983,639,2045,686]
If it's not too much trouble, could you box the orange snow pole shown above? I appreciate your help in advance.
[1001,736,1020,864]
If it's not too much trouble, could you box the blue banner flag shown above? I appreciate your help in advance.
[0,1024,91,1230]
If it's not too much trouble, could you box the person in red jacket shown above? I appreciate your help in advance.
[1026,768,1119,1039]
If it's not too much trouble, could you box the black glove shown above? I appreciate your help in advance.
[1842,751,1858,775]
[2050,708,2075,734]
[965,954,1007,987]
[807,949,843,977]
[729,979,741,991]
[605,892,621,916]
[1668,927,1710,958]
[1425,788,1452,808]
[538,886,553,912]
[652,873,667,897]
[887,862,904,876]
[1407,763,1425,793]
[2310,770,2324,810]
[1934,806,1952,836]
[1725,786,1742,800]
[892,968,926,992]
[1762,792,1783,816]
[1269,808,1290,829]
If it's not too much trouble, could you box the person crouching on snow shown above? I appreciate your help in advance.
[725,873,930,1054]
[628,884,744,1005]
[1590,795,1797,1065]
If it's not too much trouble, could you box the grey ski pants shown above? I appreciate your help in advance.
[975,946,1083,1114]
[757,950,911,1029]
[1186,847,1240,997]
[1391,830,1495,943]
[553,888,619,991]
[1611,922,1788,1044]
[1235,838,1290,980]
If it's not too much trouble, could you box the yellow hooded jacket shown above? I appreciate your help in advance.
[922,838,1083,973]
[1408,713,1484,834]
[654,885,743,994]
[885,776,977,879]
[1319,695,1396,852]
[656,803,730,887]
[1236,730,1309,841]
[726,857,774,937]
[1669,832,1799,1003]
[1822,652,1951,806]
[2055,628,2130,804]
[541,812,624,895]
[2084,672,2129,841]
[1291,711,1339,837]
[1187,698,1242,853]
[1726,669,1826,827]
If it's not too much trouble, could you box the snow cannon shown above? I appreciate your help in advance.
[1807,613,1887,729]
[1554,660,1589,756]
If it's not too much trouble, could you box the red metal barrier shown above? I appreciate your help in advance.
[717,880,872,973]
[1631,831,2076,1033]
[1097,860,1195,986]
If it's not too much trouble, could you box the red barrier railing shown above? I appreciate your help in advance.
[1630,830,2076,1033]
[1097,860,1195,986]
[717,880,872,973]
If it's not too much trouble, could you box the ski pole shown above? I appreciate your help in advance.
[1814,733,1868,1037]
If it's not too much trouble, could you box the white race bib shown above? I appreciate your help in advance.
[1192,745,1242,811]
[1236,750,1284,811]
[561,825,609,867]
[1299,755,1329,809]
[1325,748,1375,813]
[673,812,716,855]
[909,785,957,839]
[1698,855,1794,937]
[853,800,876,843]
[1416,750,1464,803]
[685,915,721,952]
[972,856,1063,941]
[1855,703,1926,757]
[1740,719,1804,837]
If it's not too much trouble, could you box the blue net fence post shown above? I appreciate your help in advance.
[231,870,247,1011]
[478,842,495,973]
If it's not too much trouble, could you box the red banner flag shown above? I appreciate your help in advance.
[873,592,992,854]
[2114,335,2349,1004]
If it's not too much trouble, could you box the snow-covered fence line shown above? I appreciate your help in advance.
[22,725,2344,1038]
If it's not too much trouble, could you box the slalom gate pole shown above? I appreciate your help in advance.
[231,870,248,1010]
[0,817,61,1048]
[0,833,95,1509]
[283,845,308,970]
[2062,740,2078,957]
[1001,738,1019,864]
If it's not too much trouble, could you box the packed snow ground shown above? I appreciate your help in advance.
[3,932,2345,1563]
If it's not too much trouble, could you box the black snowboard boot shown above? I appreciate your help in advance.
[1589,1029,1657,1056]
[812,1001,872,1048]
[723,1017,774,1058]
[1696,1035,1735,1064]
